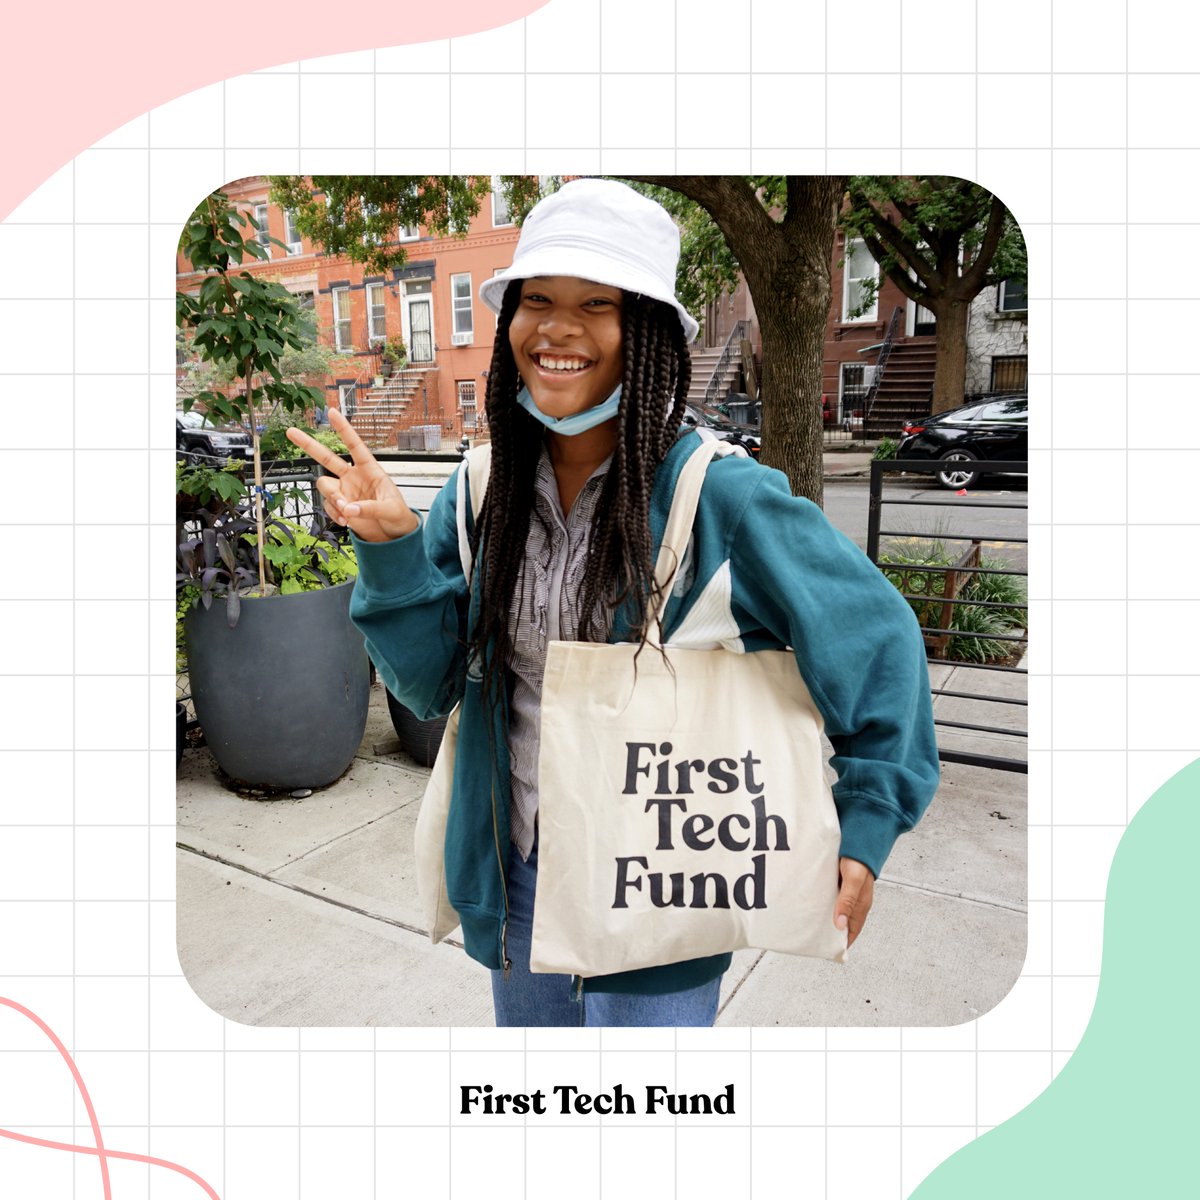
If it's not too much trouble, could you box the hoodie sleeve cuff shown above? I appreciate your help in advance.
[833,792,913,879]
[349,514,440,604]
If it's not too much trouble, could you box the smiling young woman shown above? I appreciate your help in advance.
[288,178,939,1028]
[507,275,626,514]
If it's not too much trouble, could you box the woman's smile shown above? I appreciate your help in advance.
[510,276,624,419]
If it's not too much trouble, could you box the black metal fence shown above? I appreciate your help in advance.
[866,459,1029,774]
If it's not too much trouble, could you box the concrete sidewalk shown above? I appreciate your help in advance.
[176,671,1027,1028]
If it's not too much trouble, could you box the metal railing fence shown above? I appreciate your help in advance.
[867,458,1029,774]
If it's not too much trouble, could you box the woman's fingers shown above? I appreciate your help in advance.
[834,857,875,949]
[286,427,348,476]
[313,475,348,525]
[341,497,419,538]
[327,406,380,470]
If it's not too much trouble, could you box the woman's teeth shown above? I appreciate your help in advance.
[537,356,590,372]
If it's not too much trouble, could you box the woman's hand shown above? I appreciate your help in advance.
[285,407,419,543]
[834,857,875,949]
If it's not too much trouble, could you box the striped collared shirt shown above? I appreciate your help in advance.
[506,442,613,860]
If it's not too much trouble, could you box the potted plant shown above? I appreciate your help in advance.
[175,190,370,790]
[379,337,407,378]
[177,513,367,788]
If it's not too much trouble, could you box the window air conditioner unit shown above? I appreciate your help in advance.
[451,331,473,346]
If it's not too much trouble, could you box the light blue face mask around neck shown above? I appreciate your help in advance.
[516,383,622,436]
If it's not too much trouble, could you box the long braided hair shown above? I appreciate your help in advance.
[467,280,693,711]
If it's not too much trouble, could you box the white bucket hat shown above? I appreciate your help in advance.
[478,178,700,343]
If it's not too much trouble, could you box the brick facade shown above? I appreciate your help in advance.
[176,176,521,445]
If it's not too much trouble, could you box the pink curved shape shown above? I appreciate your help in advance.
[0,0,551,223]
[0,996,221,1199]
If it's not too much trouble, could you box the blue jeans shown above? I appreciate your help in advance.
[490,838,723,1027]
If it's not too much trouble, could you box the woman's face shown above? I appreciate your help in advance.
[508,276,625,421]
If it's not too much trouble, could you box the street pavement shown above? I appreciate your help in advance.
[176,447,1027,1028]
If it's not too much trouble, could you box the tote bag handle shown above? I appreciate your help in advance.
[647,437,724,632]
[455,443,493,581]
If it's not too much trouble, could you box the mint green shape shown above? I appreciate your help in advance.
[910,758,1200,1198]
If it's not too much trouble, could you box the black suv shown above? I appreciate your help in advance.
[176,410,252,463]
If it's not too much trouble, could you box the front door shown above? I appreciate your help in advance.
[406,296,434,363]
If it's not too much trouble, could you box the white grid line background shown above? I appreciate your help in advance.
[1,0,1196,1195]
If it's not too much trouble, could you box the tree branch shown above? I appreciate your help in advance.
[848,189,941,293]
[960,195,1007,293]
[863,233,932,306]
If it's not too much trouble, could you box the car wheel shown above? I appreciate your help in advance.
[937,448,980,489]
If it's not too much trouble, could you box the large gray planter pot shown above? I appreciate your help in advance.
[384,688,448,768]
[185,580,369,789]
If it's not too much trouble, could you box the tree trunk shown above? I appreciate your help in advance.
[931,297,970,415]
[739,180,844,507]
[756,294,827,506]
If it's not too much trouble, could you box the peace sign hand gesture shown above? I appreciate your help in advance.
[285,407,419,543]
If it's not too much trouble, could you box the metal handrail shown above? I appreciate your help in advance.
[862,305,904,423]
[702,319,750,407]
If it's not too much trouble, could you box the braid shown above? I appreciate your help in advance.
[468,284,692,713]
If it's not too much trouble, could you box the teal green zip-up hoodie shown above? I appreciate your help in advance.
[349,431,939,995]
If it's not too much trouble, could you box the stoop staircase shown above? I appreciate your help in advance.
[864,339,937,438]
[347,369,428,447]
[686,334,745,410]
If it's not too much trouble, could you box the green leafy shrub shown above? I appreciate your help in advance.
[873,436,899,461]
[945,601,1015,664]
[178,516,357,627]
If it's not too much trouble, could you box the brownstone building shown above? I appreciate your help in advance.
[176,176,522,446]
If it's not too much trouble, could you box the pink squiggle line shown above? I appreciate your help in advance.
[0,996,221,1200]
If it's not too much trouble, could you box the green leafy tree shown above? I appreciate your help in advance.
[267,175,495,274]
[176,191,323,595]
[839,176,1027,414]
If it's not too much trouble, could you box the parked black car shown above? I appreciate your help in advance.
[176,410,253,463]
[896,395,1027,489]
[683,403,761,458]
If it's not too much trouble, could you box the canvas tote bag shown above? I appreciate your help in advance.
[413,444,491,943]
[530,439,849,977]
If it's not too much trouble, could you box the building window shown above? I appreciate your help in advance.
[338,382,357,421]
[284,209,302,255]
[842,238,878,322]
[332,288,352,351]
[451,273,474,344]
[367,283,387,345]
[253,204,271,254]
[492,267,506,327]
[491,176,512,227]
[457,380,478,430]
[997,279,1028,312]
[990,355,1028,393]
